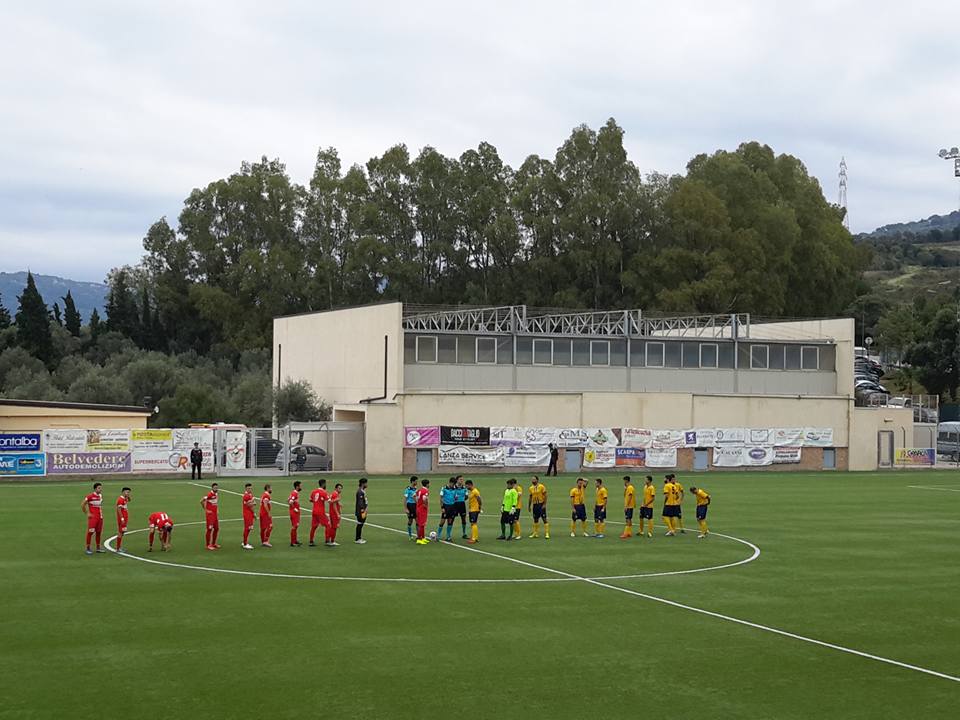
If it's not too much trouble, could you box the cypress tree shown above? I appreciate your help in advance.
[52,302,62,326]
[88,308,102,345]
[63,291,82,337]
[105,270,139,338]
[15,272,53,363]
[0,292,11,330]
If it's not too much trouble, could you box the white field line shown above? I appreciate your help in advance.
[908,485,960,493]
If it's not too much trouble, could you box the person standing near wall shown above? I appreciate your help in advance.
[547,443,559,476]
[190,442,204,480]
[355,478,368,545]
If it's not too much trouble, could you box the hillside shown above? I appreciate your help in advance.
[865,210,960,238]
[0,272,107,322]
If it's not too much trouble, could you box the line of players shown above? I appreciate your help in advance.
[399,472,711,545]
[81,477,371,554]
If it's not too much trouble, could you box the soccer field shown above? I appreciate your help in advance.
[1,471,958,719]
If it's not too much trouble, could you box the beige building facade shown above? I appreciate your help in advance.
[0,399,152,431]
[273,303,912,474]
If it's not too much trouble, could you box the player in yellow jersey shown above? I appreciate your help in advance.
[669,473,686,533]
[569,478,588,537]
[662,476,679,536]
[593,478,609,537]
[689,485,711,538]
[637,475,655,537]
[465,479,482,544]
[512,480,524,540]
[528,476,550,539]
[620,475,636,539]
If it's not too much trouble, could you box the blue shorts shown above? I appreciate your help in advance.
[572,504,587,521]
[441,504,455,521]
[696,505,708,521]
[469,511,480,523]
[594,505,607,521]
[455,501,467,518]
[624,508,634,520]
[640,507,653,519]
[406,503,417,520]
[663,505,680,518]
[532,503,547,522]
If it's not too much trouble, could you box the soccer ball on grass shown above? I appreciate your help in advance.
[428,531,437,541]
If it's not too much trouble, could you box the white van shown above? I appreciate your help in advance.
[936,421,960,460]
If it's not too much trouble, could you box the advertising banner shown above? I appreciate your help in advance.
[0,453,46,476]
[583,447,616,468]
[85,429,131,451]
[523,427,561,446]
[621,428,653,448]
[438,445,504,466]
[585,428,620,447]
[43,429,87,452]
[773,446,802,464]
[644,447,678,468]
[692,428,717,447]
[404,426,440,447]
[772,428,805,447]
[47,452,131,475]
[0,432,42,453]
[489,427,526,447]
[803,428,834,447]
[555,428,591,447]
[714,428,747,444]
[224,430,247,469]
[748,428,773,445]
[615,447,646,467]
[131,429,173,450]
[440,426,490,446]
[172,429,214,472]
[712,445,744,467]
[894,448,936,466]
[503,445,551,467]
[651,429,684,449]
[742,446,774,466]
[132,450,188,473]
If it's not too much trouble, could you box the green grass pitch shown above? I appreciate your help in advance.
[1,470,958,719]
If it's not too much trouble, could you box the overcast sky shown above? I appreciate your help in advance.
[2,1,959,282]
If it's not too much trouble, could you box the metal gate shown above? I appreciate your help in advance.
[215,426,290,477]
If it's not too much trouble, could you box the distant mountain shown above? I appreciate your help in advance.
[0,272,107,323]
[865,210,960,238]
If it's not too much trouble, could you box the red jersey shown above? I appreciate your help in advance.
[149,512,172,529]
[415,487,429,510]
[242,491,256,518]
[203,490,219,516]
[328,490,341,520]
[288,489,300,514]
[309,488,328,516]
[116,495,129,524]
[84,492,103,519]
[260,492,272,516]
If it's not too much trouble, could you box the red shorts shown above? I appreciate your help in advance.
[205,513,219,528]
[87,516,103,530]
[259,515,272,529]
[312,512,328,527]
[289,512,300,528]
[243,513,255,529]
[329,515,341,529]
[416,511,428,525]
[118,522,128,533]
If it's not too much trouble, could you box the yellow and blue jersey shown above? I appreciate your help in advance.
[595,486,608,508]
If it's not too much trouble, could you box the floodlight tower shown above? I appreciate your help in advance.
[937,146,960,211]
[838,157,849,229]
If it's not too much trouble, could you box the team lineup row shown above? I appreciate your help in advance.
[80,474,711,554]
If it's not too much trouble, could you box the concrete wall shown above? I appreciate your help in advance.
[848,407,914,471]
[0,407,149,431]
[273,303,404,405]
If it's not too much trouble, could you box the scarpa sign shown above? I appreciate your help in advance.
[0,433,41,453]
[894,448,935,466]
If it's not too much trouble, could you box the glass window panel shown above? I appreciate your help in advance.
[416,336,437,363]
[404,334,416,363]
[590,340,610,366]
[664,342,681,368]
[553,339,571,366]
[497,337,513,365]
[477,337,496,364]
[768,344,785,370]
[785,345,801,370]
[516,337,533,365]
[573,340,591,366]
[682,342,700,368]
[437,335,457,363]
[646,342,664,367]
[801,346,819,370]
[750,344,769,369]
[458,335,476,364]
[533,339,553,365]
[718,343,735,368]
[701,343,718,368]
[610,340,626,367]
[629,340,645,367]
[819,345,835,371]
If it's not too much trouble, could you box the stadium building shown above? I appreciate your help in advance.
[272,303,914,474]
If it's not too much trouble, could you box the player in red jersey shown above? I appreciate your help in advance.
[288,480,303,547]
[259,484,273,547]
[200,482,220,550]
[81,482,105,554]
[147,512,174,551]
[241,482,256,549]
[415,478,430,544]
[115,487,131,552]
[308,478,329,546]
[325,483,343,546]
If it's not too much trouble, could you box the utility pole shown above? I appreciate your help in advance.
[838,157,849,230]
[937,147,960,212]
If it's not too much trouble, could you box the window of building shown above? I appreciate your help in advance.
[416,336,437,363]
[497,337,513,365]
[700,343,718,368]
[404,334,416,363]
[533,339,553,365]
[553,338,572,366]
[801,346,819,370]
[646,342,664,367]
[476,337,496,364]
[572,339,591,366]
[437,335,457,363]
[718,343,735,368]
[458,335,476,364]
[664,342,682,368]
[785,345,801,370]
[610,340,627,366]
[590,340,610,366]
[750,344,769,369]
[768,344,785,370]
[516,337,533,365]
[629,340,645,367]
[681,342,700,368]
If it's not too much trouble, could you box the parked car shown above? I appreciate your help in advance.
[278,444,332,472]
[255,438,284,466]
[937,421,960,460]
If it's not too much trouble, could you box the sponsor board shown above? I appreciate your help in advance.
[555,428,591,448]
[644,447,678,468]
[714,428,747,444]
[489,427,526,447]
[894,448,936,466]
[85,429,131,451]
[0,433,42,453]
[131,429,173,450]
[47,452,132,475]
[621,428,653,448]
[692,428,717,447]
[803,428,834,447]
[0,452,46,476]
[43,429,87,452]
[712,446,744,467]
[742,446,774,466]
[404,426,440,447]
[440,426,490,446]
[585,428,620,448]
[748,428,772,445]
[615,447,646,467]
[712,446,774,467]
[131,450,193,473]
[438,445,504,466]
[503,445,551,467]
[224,430,247,469]
[172,429,214,471]
[651,429,684,449]
[773,446,802,464]
[772,428,805,447]
[583,447,616,468]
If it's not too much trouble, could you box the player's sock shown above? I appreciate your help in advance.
[95,530,102,549]
[212,527,219,546]
[570,520,576,534]
[699,519,708,534]
[446,524,452,540]
[513,520,520,537]
[205,527,211,546]
[531,521,539,537]
[544,522,550,536]
[437,523,444,538]
[116,534,123,550]
[407,522,413,537]
[471,523,478,541]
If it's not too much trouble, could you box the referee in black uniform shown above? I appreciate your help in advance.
[355,477,368,544]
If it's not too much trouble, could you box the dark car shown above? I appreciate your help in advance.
[255,438,284,466]
[278,444,332,472]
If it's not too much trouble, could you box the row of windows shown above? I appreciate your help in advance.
[404,335,828,371]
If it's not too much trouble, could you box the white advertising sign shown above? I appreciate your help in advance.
[714,428,747,444]
[585,428,619,448]
[621,428,653,448]
[172,429,214,471]
[772,428,805,447]
[42,429,87,452]
[651,429,684,449]
[712,445,744,467]
[583,447,616,468]
[438,445,505,466]
[644,447,678,468]
[503,445,551,467]
[773,446,802,464]
[803,428,834,447]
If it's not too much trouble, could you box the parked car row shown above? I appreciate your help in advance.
[220,437,334,471]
